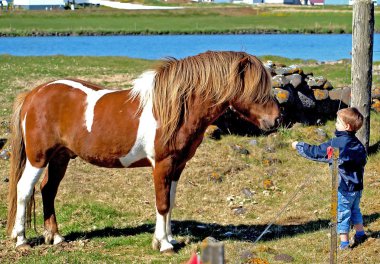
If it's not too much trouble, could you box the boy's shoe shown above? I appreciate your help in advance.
[339,245,351,251]
[350,234,368,248]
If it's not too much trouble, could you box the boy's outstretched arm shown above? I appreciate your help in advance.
[291,141,332,163]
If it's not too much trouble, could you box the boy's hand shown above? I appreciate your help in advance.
[291,141,298,150]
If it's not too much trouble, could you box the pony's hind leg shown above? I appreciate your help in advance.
[11,160,45,247]
[40,151,71,245]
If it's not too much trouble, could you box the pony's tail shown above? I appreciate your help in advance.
[6,92,28,236]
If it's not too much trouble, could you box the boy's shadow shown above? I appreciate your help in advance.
[30,213,380,251]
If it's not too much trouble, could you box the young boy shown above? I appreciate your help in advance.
[291,107,367,250]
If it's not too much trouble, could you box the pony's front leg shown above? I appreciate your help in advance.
[166,180,177,245]
[11,160,44,248]
[153,209,173,253]
[166,162,186,245]
[152,159,175,254]
[166,164,185,245]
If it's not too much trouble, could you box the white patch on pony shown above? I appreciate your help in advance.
[48,80,117,133]
[154,209,174,252]
[166,181,178,244]
[12,160,45,247]
[53,234,65,245]
[130,71,156,112]
[119,71,157,168]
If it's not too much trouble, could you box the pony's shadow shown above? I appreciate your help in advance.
[31,212,380,250]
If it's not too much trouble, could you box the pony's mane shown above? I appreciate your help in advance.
[138,51,272,146]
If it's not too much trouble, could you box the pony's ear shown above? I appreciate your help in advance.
[238,57,251,75]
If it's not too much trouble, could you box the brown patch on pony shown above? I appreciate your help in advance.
[6,92,29,235]
[153,51,272,145]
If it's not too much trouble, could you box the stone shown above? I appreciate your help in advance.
[264,146,276,153]
[265,67,276,76]
[313,89,329,100]
[230,144,250,155]
[372,87,380,99]
[372,99,380,112]
[241,187,254,198]
[272,75,290,88]
[285,74,303,89]
[307,76,326,88]
[239,250,257,261]
[328,87,351,106]
[264,61,276,76]
[274,254,294,262]
[275,65,303,76]
[288,64,303,74]
[209,172,223,183]
[263,179,274,189]
[265,60,273,68]
[0,149,10,160]
[232,206,246,215]
[274,88,291,104]
[296,90,316,109]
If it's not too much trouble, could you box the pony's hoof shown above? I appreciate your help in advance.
[161,248,176,255]
[16,243,31,252]
[53,234,65,245]
[43,230,54,244]
[44,236,54,245]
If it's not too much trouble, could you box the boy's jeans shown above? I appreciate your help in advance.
[337,190,363,234]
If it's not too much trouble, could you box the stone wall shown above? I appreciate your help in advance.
[214,61,379,136]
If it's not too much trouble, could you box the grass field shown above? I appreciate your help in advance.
[0,55,379,263]
[1,5,380,35]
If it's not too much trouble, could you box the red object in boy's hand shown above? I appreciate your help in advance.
[327,146,334,159]
[187,253,201,264]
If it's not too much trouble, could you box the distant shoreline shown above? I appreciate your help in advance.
[0,29,353,37]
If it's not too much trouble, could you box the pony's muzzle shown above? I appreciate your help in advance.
[262,114,282,131]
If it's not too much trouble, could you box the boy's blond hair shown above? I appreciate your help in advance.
[337,107,364,132]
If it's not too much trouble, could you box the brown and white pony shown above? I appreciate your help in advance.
[6,51,280,253]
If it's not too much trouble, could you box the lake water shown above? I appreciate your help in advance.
[1,34,379,61]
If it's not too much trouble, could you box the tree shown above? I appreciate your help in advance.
[351,0,374,151]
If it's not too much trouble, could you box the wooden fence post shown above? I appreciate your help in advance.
[351,0,374,151]
[330,148,339,264]
[200,237,225,264]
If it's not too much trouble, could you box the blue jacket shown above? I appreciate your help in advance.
[295,130,367,192]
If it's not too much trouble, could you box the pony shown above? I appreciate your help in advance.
[6,51,280,253]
